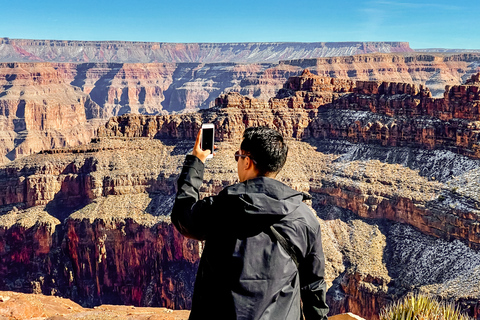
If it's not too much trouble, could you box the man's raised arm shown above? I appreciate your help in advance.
[171,130,216,240]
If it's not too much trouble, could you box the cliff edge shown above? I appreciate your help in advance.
[0,38,413,63]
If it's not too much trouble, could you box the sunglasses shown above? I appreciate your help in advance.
[234,151,257,164]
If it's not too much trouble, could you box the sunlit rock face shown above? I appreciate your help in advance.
[1,51,480,165]
[0,38,414,63]
[0,71,479,318]
[0,63,102,164]
[51,52,480,115]
[0,138,200,308]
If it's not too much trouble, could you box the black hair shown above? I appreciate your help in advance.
[240,126,288,175]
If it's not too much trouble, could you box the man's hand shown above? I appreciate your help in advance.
[192,130,216,163]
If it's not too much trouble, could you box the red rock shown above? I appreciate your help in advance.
[0,63,103,164]
[0,291,190,320]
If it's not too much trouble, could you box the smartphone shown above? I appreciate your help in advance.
[201,123,215,159]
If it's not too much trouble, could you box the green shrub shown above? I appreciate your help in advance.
[379,293,473,320]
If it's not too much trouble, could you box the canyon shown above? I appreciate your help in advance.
[0,70,479,319]
[1,51,480,165]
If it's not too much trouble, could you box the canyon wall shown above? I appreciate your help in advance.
[0,63,102,165]
[1,71,480,319]
[57,52,480,115]
[283,53,480,96]
[1,53,480,164]
[0,139,200,308]
[417,48,480,53]
[0,38,413,63]
[98,70,480,248]
[308,79,480,159]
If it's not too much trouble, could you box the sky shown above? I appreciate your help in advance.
[2,0,479,49]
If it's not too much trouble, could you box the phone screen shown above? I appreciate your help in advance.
[202,128,214,153]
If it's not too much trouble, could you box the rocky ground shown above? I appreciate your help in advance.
[0,291,189,320]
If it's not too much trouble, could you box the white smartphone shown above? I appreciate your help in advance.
[201,123,215,159]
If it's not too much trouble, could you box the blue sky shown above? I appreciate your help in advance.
[2,0,479,49]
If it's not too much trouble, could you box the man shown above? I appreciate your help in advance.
[172,126,329,320]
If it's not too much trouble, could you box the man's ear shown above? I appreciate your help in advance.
[245,157,256,170]
[245,156,254,170]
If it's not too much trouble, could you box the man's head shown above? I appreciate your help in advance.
[236,126,288,182]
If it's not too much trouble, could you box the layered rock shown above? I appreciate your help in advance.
[4,51,480,115]
[284,53,480,96]
[417,48,480,53]
[0,139,200,308]
[68,63,176,115]
[308,77,480,159]
[1,71,480,319]
[94,71,480,317]
[64,211,199,308]
[0,38,413,63]
[96,70,480,247]
[320,206,480,318]
[0,63,103,164]
[1,52,480,165]
[58,52,480,116]
[99,71,480,162]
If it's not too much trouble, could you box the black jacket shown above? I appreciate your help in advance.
[172,155,329,320]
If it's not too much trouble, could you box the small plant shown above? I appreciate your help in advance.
[451,187,458,194]
[379,293,473,320]
[438,195,445,201]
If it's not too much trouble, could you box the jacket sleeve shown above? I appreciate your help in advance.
[299,222,329,319]
[171,154,217,241]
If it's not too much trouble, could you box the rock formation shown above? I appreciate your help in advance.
[1,71,480,319]
[1,52,480,165]
[0,38,413,63]
[55,52,480,115]
[283,53,480,96]
[0,63,103,164]
[417,48,480,53]
[309,76,480,159]
[0,139,199,308]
